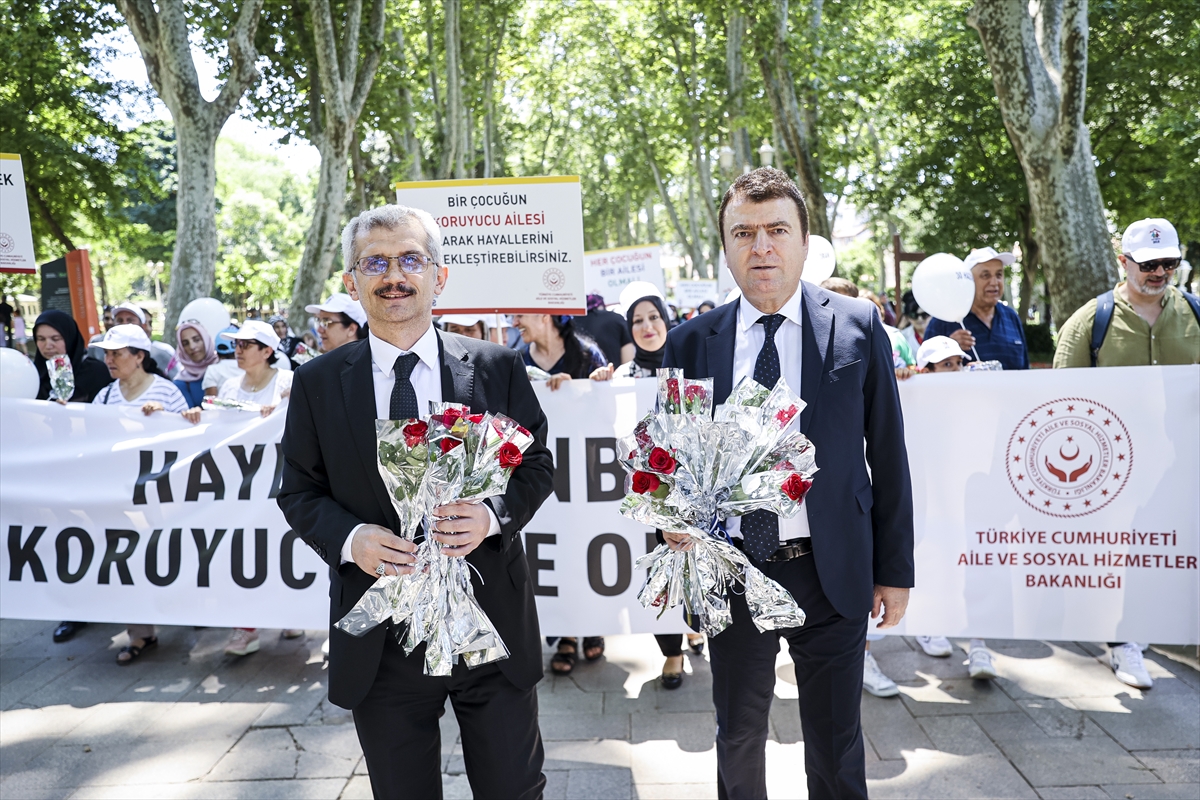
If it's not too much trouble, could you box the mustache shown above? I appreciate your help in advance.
[374,283,417,297]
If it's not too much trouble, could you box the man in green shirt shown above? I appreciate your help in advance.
[1053,217,1199,692]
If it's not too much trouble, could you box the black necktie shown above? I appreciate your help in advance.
[389,352,420,420]
[741,314,786,561]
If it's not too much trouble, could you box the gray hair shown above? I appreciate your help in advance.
[341,204,443,272]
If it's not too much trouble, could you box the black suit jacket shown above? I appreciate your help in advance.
[277,331,555,709]
[661,282,915,619]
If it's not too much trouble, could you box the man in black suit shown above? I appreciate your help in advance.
[661,169,914,799]
[278,204,555,799]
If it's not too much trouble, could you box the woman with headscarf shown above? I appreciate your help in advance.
[33,309,114,404]
[31,310,114,645]
[270,314,303,358]
[174,321,218,408]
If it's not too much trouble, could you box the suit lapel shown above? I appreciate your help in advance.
[437,331,476,409]
[340,340,401,530]
[800,282,834,433]
[705,303,738,404]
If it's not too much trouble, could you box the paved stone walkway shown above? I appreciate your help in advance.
[1,619,1196,799]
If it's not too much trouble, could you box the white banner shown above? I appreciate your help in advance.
[583,245,665,306]
[0,153,38,273]
[2,366,1197,643]
[395,177,586,314]
[674,280,718,310]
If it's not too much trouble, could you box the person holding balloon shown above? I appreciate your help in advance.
[922,247,1029,371]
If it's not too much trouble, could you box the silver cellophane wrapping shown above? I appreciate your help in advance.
[620,370,817,635]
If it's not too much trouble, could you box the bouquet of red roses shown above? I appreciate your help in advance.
[617,369,818,635]
[48,355,74,402]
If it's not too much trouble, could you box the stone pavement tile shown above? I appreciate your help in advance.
[1080,694,1200,750]
[875,649,970,682]
[1147,650,1200,692]
[206,728,297,781]
[442,773,472,799]
[918,715,1003,756]
[1036,787,1108,799]
[1,657,48,688]
[254,680,329,728]
[994,645,1128,700]
[8,736,234,789]
[56,700,177,745]
[602,690,656,715]
[569,661,643,694]
[0,620,54,652]
[544,739,631,771]
[630,711,714,751]
[1131,750,1200,784]
[866,749,1037,799]
[340,774,372,799]
[566,767,632,800]
[1,656,88,710]
[292,723,362,779]
[68,778,347,799]
[1100,785,1200,799]
[354,755,367,775]
[539,683,605,716]
[636,782,719,799]
[541,713,631,741]
[769,697,802,744]
[997,736,1159,787]
[138,700,265,741]
[860,693,934,760]
[899,673,1019,716]
[629,740,716,785]
[18,659,144,712]
[1018,699,1108,738]
[654,686,718,713]
[544,769,568,800]
[1,703,100,745]
[974,711,1047,742]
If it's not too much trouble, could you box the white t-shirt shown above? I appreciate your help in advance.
[202,359,242,391]
[218,369,294,407]
[92,375,188,414]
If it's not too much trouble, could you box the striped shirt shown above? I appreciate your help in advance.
[92,375,189,414]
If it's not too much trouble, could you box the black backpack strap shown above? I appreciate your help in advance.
[1090,291,1116,368]
[1182,290,1200,325]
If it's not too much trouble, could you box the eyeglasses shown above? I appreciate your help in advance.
[354,253,435,275]
[1131,257,1180,273]
[314,318,346,331]
[234,340,266,349]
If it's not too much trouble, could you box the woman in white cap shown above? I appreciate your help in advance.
[91,324,191,665]
[305,294,368,352]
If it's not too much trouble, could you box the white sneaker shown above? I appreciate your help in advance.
[1110,643,1153,689]
[225,629,260,656]
[916,635,953,657]
[863,652,900,697]
[281,629,305,640]
[968,646,997,679]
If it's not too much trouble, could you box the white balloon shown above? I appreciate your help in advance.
[911,253,976,322]
[177,298,231,343]
[618,281,665,310]
[0,349,40,398]
[802,235,837,284]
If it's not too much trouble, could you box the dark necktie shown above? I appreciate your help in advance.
[741,314,786,561]
[389,352,420,420]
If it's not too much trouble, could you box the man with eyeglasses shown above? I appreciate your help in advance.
[277,204,555,799]
[304,293,368,352]
[1053,217,1199,691]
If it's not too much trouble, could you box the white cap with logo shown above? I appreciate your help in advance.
[111,303,148,325]
[92,323,154,352]
[916,335,969,370]
[1121,218,1181,263]
[305,294,367,327]
[227,319,282,351]
[962,247,1017,271]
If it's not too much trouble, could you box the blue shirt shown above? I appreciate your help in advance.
[174,378,205,409]
[927,302,1029,370]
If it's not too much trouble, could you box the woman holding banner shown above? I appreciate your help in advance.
[173,322,219,409]
[91,324,190,663]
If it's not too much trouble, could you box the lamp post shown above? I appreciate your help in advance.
[717,145,734,175]
[758,139,775,168]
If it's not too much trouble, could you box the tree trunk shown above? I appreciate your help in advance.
[726,11,752,172]
[170,118,220,316]
[1017,203,1040,321]
[969,0,1117,324]
[291,134,351,319]
[444,0,466,179]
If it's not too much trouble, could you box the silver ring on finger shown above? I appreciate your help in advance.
[376,563,387,576]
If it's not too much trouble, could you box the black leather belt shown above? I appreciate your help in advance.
[733,537,813,561]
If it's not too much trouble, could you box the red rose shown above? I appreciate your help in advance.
[666,378,681,404]
[402,420,428,447]
[684,384,705,402]
[634,420,652,447]
[781,473,812,502]
[647,447,676,474]
[439,437,462,454]
[441,408,464,426]
[631,471,661,495]
[517,425,531,438]
[467,413,485,424]
[776,405,798,426]
[498,442,523,468]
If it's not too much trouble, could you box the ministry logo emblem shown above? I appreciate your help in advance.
[1006,398,1131,518]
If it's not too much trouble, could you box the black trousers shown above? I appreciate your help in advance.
[352,633,545,800]
[709,553,869,800]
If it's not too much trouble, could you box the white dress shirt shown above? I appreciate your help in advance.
[726,290,812,541]
[340,325,500,565]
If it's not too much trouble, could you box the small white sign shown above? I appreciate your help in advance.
[0,154,37,273]
[674,280,718,309]
[395,177,586,314]
[584,244,665,305]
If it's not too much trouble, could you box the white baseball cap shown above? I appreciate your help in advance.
[112,303,148,324]
[916,335,969,370]
[1121,218,1181,263]
[439,314,488,328]
[962,247,1017,271]
[92,323,153,352]
[305,294,367,326]
[227,319,282,351]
